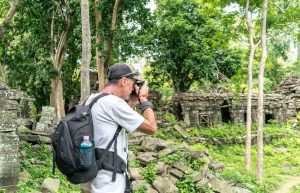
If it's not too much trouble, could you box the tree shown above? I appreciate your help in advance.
[94,0,154,90]
[95,0,121,90]
[80,0,91,103]
[244,0,260,172]
[146,0,241,92]
[257,0,268,183]
[2,0,80,117]
[0,0,21,81]
[49,1,76,120]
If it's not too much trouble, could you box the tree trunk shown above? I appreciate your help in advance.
[50,13,72,121]
[95,0,105,91]
[244,0,259,173]
[0,0,20,38]
[50,76,65,121]
[297,29,300,74]
[95,0,121,91]
[103,0,121,67]
[80,0,91,103]
[256,0,268,183]
[0,48,6,82]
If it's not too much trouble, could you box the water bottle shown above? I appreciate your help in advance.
[80,136,93,168]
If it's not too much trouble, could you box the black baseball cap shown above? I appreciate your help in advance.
[107,63,143,82]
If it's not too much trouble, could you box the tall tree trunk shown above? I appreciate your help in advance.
[95,0,105,91]
[244,0,260,172]
[95,0,121,91]
[50,76,65,121]
[80,0,91,103]
[256,0,268,183]
[50,13,72,121]
[0,0,20,38]
[297,30,300,74]
[0,48,6,82]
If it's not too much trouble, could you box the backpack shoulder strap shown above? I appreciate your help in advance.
[96,125,122,181]
[84,93,110,108]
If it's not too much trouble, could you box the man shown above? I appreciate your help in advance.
[83,63,157,193]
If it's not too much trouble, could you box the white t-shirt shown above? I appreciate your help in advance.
[85,93,144,193]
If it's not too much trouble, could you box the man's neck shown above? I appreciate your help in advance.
[101,85,121,98]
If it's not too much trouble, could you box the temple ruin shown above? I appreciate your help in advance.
[173,76,300,127]
[0,82,35,192]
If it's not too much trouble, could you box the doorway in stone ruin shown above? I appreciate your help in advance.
[221,101,232,123]
[174,102,183,121]
[265,113,275,124]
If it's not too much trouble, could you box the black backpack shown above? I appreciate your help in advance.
[51,93,123,184]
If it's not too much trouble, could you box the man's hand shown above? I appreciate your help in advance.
[128,93,139,108]
[138,83,149,103]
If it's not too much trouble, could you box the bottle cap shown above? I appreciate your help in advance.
[83,136,90,140]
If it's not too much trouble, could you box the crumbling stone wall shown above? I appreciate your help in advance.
[173,92,289,127]
[172,92,234,127]
[0,82,34,192]
[231,94,287,124]
[274,76,300,118]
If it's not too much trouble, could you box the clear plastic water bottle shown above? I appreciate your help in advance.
[80,136,93,168]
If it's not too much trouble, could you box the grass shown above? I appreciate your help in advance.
[18,141,80,193]
[291,184,300,193]
[205,125,300,193]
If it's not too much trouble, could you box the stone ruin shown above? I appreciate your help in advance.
[0,82,35,192]
[127,132,251,193]
[173,76,300,127]
[19,106,56,144]
[274,76,300,117]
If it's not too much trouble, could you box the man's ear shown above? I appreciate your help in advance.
[119,77,127,86]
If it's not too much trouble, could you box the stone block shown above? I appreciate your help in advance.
[0,122,17,132]
[0,100,19,110]
[152,176,178,193]
[41,178,60,193]
[129,168,144,180]
[137,152,157,165]
[169,168,184,179]
[158,148,176,158]
[35,122,47,132]
[131,180,150,191]
[0,133,19,193]
[0,110,18,122]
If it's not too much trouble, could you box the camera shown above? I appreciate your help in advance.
[131,80,145,97]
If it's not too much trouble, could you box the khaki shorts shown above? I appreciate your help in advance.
[80,181,92,193]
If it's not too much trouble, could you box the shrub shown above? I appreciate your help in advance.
[142,163,157,183]
[176,176,196,193]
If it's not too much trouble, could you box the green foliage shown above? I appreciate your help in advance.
[164,112,177,125]
[145,0,241,92]
[161,151,184,165]
[142,163,157,183]
[190,143,207,151]
[176,176,196,193]
[185,123,288,139]
[128,159,142,168]
[133,185,147,193]
[18,141,80,192]
[207,128,300,193]
[187,157,209,171]
[199,187,214,193]
[291,185,300,193]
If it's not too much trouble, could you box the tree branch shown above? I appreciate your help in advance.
[111,0,121,31]
[271,2,285,13]
[0,0,21,38]
[104,0,122,66]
